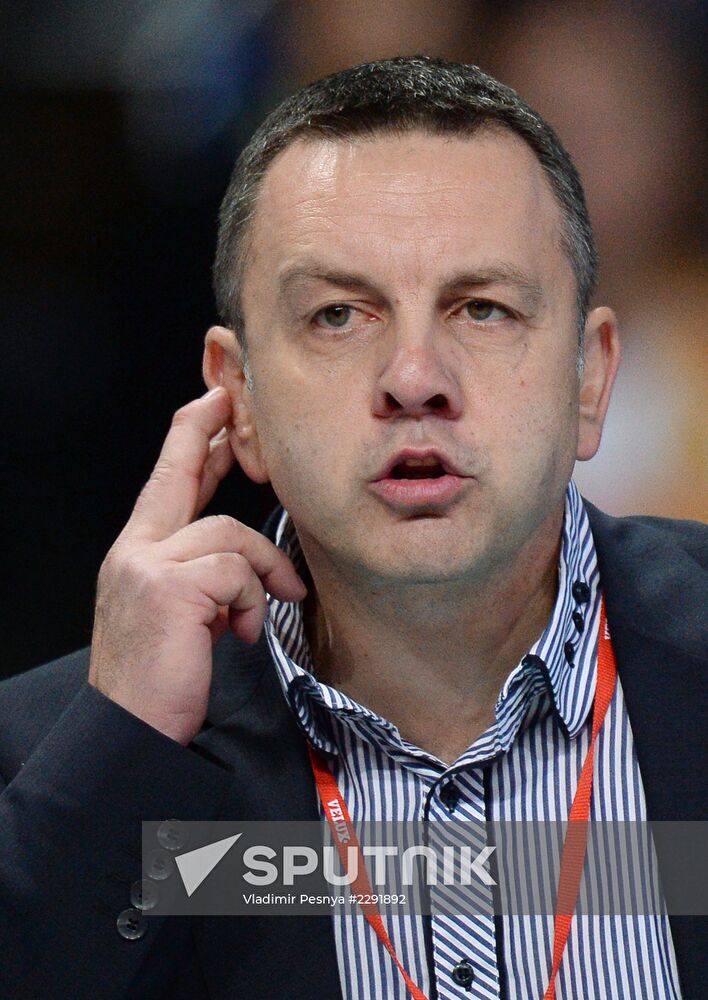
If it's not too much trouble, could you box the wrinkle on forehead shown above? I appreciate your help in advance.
[260,130,558,232]
[246,129,569,303]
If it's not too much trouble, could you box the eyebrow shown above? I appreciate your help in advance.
[277,261,545,310]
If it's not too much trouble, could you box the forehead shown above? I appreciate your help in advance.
[245,128,568,293]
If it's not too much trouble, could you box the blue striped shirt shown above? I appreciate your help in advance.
[265,481,681,999]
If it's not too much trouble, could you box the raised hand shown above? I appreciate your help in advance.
[87,386,306,745]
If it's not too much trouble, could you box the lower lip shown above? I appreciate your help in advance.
[370,474,466,507]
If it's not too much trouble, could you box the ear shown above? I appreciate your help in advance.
[576,307,621,461]
[202,326,270,484]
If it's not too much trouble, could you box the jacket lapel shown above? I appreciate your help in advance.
[587,502,708,996]
[586,502,706,821]
[188,638,342,998]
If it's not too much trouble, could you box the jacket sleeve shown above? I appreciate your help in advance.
[0,680,233,1000]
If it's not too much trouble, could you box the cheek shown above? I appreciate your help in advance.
[252,372,360,509]
[483,369,578,484]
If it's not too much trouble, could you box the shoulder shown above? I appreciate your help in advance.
[585,501,707,569]
[584,500,707,658]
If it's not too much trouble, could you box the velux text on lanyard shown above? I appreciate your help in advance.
[308,597,618,1000]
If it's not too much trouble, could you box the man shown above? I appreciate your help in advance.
[0,56,705,1000]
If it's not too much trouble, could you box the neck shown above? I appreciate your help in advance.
[300,509,563,764]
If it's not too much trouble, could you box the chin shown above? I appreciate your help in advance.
[360,535,487,586]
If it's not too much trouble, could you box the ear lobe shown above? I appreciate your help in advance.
[230,388,270,485]
[202,326,271,485]
[229,419,271,485]
[576,307,621,462]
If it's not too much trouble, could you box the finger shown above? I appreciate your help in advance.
[195,428,237,512]
[228,602,266,643]
[179,553,268,644]
[158,515,308,603]
[126,387,232,542]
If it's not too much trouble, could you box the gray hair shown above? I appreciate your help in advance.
[213,55,597,378]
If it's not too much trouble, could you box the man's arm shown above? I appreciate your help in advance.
[0,388,303,998]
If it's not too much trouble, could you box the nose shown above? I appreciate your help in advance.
[372,328,463,421]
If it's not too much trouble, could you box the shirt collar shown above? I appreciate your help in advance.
[518,479,601,740]
[264,479,601,757]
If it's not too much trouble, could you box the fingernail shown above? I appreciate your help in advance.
[202,385,225,399]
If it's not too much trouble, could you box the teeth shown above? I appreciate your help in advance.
[402,457,440,467]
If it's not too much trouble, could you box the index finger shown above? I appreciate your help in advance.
[126,387,233,542]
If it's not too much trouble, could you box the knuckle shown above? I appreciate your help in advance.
[109,549,158,590]
[99,544,129,580]
[205,513,244,545]
[99,545,118,573]
[214,550,248,576]
[150,460,179,486]
[216,512,243,537]
[132,466,171,509]
[171,402,196,426]
[96,549,161,612]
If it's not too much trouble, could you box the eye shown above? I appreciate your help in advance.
[464,299,509,322]
[313,304,354,330]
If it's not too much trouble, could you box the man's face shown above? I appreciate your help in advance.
[222,129,594,586]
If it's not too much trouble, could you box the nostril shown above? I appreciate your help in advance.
[375,389,456,420]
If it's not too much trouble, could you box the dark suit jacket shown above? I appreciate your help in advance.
[0,504,705,999]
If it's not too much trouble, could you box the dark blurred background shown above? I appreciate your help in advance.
[2,0,706,680]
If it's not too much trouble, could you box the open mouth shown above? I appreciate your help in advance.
[371,454,465,506]
[389,461,446,480]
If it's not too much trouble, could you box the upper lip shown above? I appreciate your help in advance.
[372,448,464,481]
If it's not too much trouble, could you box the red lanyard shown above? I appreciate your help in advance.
[308,598,617,1000]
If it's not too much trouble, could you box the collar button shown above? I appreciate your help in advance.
[439,781,461,812]
[572,581,591,604]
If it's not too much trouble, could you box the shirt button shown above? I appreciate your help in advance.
[157,819,188,851]
[451,959,475,988]
[572,610,585,633]
[116,907,147,941]
[144,849,175,881]
[439,781,460,813]
[572,581,591,604]
[564,640,576,665]
[130,878,159,911]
